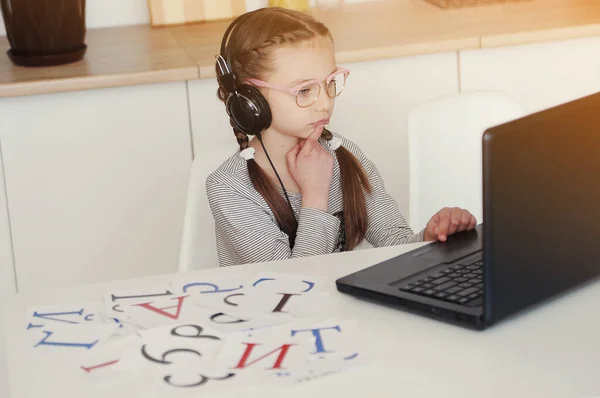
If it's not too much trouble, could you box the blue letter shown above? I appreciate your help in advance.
[183,282,242,294]
[27,309,86,329]
[291,326,341,354]
[34,331,98,350]
[33,309,84,325]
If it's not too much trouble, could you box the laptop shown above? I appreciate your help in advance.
[336,91,600,330]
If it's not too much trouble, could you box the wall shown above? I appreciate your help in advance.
[0,0,150,37]
[0,0,374,37]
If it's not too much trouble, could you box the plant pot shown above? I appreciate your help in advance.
[1,0,87,67]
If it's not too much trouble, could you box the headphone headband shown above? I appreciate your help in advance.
[216,11,257,94]
[215,9,272,137]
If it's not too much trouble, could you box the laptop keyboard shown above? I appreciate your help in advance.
[398,261,483,306]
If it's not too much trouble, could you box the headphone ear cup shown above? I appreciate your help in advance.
[226,84,272,135]
[241,84,272,130]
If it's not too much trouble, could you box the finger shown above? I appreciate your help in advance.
[428,211,441,236]
[457,210,471,232]
[286,144,300,170]
[468,215,477,230]
[447,207,461,236]
[437,209,451,241]
[300,138,316,155]
[431,211,441,227]
[301,127,324,154]
[307,125,324,143]
[425,219,438,242]
[287,143,300,158]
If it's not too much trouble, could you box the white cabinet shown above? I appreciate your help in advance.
[460,35,600,114]
[0,140,15,295]
[330,52,459,219]
[0,295,8,398]
[0,81,192,292]
[188,78,240,156]
[0,141,12,398]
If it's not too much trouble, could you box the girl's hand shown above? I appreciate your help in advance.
[423,207,477,242]
[286,127,334,211]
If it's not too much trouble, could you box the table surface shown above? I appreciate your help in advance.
[3,241,600,398]
[3,0,600,97]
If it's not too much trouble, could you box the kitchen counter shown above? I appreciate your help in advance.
[2,0,600,98]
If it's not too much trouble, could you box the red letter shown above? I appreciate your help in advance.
[133,295,188,320]
[81,359,119,373]
[234,343,295,370]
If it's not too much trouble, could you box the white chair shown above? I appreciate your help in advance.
[178,143,239,272]
[407,91,526,232]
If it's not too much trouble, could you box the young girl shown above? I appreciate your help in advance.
[207,7,477,267]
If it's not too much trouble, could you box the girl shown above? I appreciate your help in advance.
[207,7,477,267]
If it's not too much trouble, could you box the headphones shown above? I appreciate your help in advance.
[216,12,272,136]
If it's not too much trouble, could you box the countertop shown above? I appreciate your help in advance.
[2,0,600,98]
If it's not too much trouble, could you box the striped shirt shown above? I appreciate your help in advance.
[206,131,424,267]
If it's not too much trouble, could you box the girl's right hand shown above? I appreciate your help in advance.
[286,127,334,211]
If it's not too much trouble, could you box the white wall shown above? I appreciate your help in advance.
[0,0,150,37]
[0,0,373,37]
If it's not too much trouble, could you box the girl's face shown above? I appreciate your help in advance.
[258,37,341,140]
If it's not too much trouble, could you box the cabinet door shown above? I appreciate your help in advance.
[460,35,600,114]
[330,52,459,219]
[0,81,192,292]
[188,78,240,156]
[0,294,7,398]
[0,141,16,295]
[0,142,14,398]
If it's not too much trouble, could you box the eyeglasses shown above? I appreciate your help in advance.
[245,67,350,108]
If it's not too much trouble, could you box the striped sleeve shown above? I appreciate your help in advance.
[294,207,341,255]
[206,174,341,267]
[339,135,425,247]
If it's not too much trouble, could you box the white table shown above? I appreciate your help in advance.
[4,242,600,398]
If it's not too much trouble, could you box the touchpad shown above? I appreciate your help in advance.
[411,226,483,264]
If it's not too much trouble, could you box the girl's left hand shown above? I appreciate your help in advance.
[423,207,477,242]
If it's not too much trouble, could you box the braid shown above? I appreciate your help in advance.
[232,14,332,85]
[234,30,321,75]
[230,122,298,248]
[323,128,372,251]
[232,121,250,150]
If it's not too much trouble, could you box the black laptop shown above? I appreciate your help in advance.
[336,91,600,330]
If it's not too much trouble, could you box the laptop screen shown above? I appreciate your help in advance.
[482,91,600,324]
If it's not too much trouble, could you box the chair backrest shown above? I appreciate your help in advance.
[407,91,526,232]
[179,143,238,272]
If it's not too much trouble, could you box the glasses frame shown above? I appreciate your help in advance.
[244,67,350,108]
